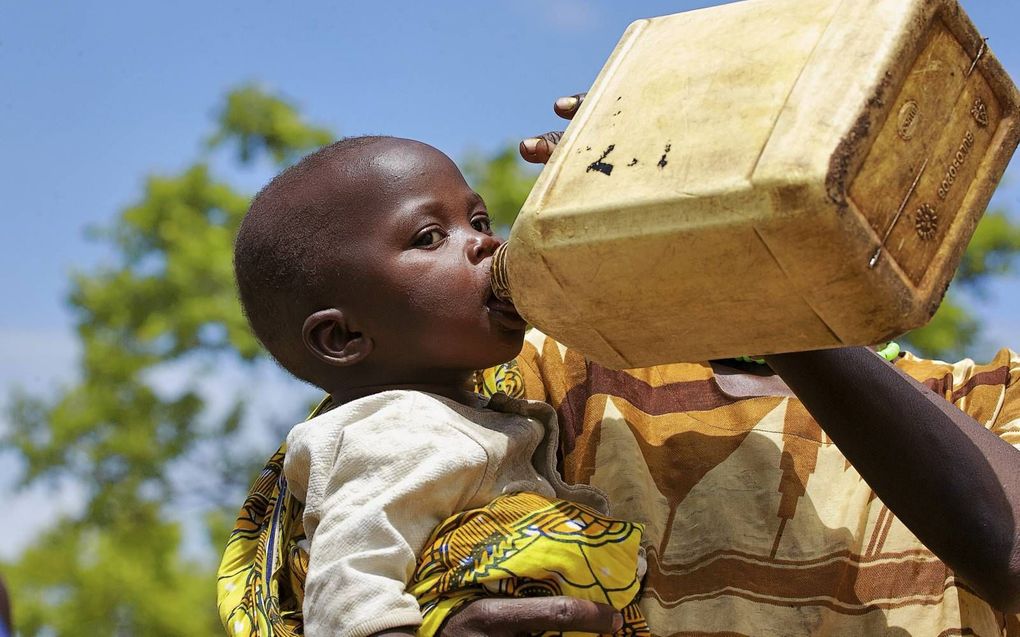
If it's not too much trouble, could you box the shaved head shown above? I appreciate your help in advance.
[234,135,521,393]
[234,135,419,381]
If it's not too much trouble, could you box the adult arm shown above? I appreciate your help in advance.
[371,599,623,637]
[440,598,622,636]
[765,346,1020,612]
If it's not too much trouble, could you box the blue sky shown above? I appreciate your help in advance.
[2,1,1020,555]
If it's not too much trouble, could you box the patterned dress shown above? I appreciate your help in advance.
[217,331,1020,636]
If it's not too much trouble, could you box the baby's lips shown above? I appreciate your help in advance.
[485,293,527,330]
[486,296,519,316]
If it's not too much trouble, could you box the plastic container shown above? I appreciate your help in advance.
[493,0,1020,368]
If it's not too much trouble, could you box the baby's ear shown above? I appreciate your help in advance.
[302,309,373,367]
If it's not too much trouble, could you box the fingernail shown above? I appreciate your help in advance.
[612,612,624,632]
[521,138,540,155]
[555,96,579,112]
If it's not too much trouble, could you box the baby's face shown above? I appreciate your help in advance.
[334,140,527,377]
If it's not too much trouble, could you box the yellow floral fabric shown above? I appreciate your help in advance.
[216,419,317,636]
[411,491,648,637]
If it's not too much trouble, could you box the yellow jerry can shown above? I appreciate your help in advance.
[493,0,1020,368]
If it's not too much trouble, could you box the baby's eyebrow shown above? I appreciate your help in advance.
[400,194,451,221]
[466,191,485,208]
[401,192,485,223]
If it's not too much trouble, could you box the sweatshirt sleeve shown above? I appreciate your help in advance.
[290,393,492,637]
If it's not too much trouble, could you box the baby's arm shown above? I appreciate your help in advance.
[293,396,491,637]
[765,346,1020,611]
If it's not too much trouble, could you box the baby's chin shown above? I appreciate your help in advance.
[392,329,525,380]
[475,328,527,369]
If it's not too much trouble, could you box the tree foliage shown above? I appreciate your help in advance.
[2,83,1017,635]
[2,85,328,637]
[206,85,334,165]
[5,509,216,637]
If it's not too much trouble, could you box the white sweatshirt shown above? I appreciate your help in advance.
[283,390,609,637]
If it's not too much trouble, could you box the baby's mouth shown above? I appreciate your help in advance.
[486,292,518,314]
[485,290,527,329]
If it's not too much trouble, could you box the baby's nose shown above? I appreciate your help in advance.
[468,233,502,263]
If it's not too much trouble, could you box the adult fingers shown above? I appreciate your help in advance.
[554,93,587,120]
[519,93,587,163]
[440,596,621,636]
[519,131,564,164]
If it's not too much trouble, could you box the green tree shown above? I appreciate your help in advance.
[2,85,332,637]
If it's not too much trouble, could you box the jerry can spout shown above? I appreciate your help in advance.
[491,242,514,303]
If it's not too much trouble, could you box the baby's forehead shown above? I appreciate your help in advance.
[336,141,467,206]
[320,138,456,194]
[268,137,469,254]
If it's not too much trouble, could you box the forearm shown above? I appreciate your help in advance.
[765,346,1020,611]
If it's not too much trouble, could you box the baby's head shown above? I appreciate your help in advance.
[234,136,527,397]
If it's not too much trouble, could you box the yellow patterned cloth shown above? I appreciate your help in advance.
[216,432,314,636]
[411,491,648,637]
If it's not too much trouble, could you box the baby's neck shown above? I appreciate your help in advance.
[328,379,482,409]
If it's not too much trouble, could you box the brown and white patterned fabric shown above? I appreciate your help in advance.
[219,330,1020,636]
[514,331,1020,637]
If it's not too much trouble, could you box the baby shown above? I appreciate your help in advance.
[232,136,646,637]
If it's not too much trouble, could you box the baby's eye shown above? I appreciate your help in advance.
[412,228,446,248]
[471,215,493,234]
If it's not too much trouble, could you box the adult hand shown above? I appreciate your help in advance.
[519,93,586,164]
[439,596,621,636]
